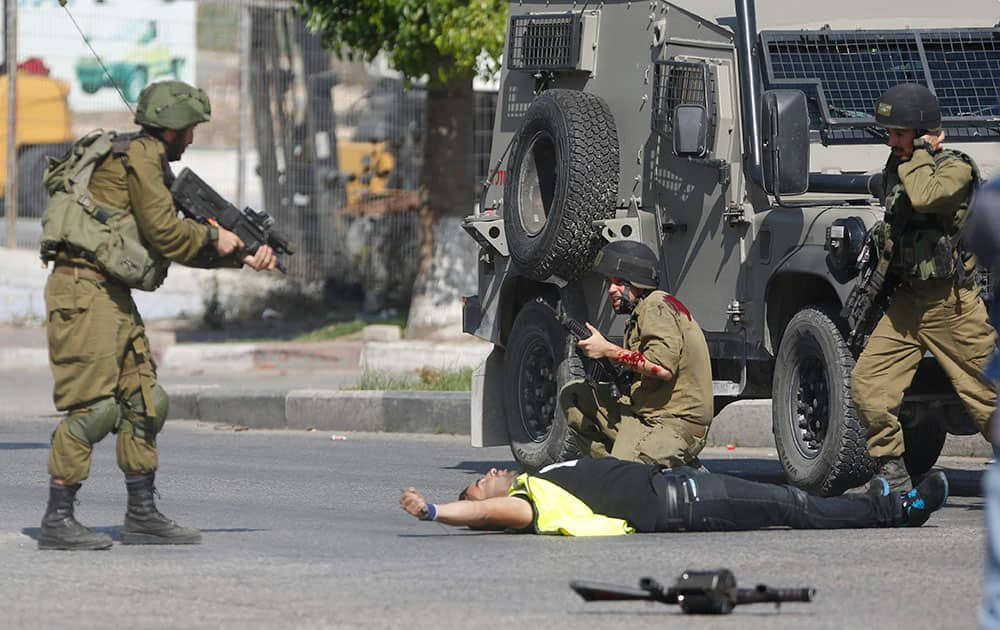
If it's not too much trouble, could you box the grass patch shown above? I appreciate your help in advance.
[292,317,407,342]
[353,367,473,391]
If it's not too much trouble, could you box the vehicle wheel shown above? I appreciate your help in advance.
[902,420,947,477]
[16,143,72,218]
[503,89,619,282]
[772,305,876,496]
[123,68,148,103]
[503,299,583,471]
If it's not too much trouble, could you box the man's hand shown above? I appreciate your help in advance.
[400,487,430,520]
[242,245,277,271]
[576,323,618,360]
[215,227,244,257]
[918,129,945,153]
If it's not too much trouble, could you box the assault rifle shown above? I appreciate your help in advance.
[170,168,296,273]
[570,569,815,615]
[535,297,632,399]
[842,223,895,346]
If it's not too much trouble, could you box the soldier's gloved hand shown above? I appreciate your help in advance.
[216,227,245,256]
[243,245,277,271]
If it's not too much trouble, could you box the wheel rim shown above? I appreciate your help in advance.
[788,337,830,459]
[516,131,557,237]
[517,332,557,442]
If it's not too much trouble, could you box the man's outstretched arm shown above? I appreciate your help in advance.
[400,488,533,531]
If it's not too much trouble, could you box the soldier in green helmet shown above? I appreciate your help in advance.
[36,80,277,551]
[849,83,997,493]
[559,241,714,468]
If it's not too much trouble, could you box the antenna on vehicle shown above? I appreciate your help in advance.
[57,0,135,113]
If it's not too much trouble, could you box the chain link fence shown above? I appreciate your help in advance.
[1,0,495,310]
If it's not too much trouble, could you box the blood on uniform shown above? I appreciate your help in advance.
[618,350,647,370]
[664,294,692,321]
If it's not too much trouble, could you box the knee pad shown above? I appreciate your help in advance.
[66,397,120,446]
[121,384,169,441]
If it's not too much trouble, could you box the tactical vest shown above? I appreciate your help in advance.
[883,149,981,282]
[39,130,170,291]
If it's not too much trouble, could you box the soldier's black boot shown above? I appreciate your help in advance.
[901,470,949,527]
[876,456,913,494]
[38,482,113,550]
[121,473,201,545]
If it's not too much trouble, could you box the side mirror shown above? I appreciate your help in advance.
[673,104,709,158]
[761,90,809,196]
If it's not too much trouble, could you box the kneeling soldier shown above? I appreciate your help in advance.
[560,241,714,468]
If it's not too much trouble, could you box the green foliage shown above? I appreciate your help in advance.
[293,318,407,342]
[295,0,507,87]
[352,366,473,391]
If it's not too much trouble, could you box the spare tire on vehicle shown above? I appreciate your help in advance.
[503,89,619,282]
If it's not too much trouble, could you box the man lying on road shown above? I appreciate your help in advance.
[400,457,948,536]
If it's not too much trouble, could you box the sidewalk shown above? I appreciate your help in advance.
[0,320,990,459]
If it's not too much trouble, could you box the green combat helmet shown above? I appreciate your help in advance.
[592,240,659,290]
[134,80,211,131]
[875,83,941,130]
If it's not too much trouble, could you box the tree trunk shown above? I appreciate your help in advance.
[406,80,478,339]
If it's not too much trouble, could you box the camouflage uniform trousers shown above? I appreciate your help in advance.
[852,278,996,459]
[560,379,708,467]
[45,270,161,483]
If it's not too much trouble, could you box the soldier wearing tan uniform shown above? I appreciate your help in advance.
[37,81,277,550]
[851,83,996,493]
[560,241,714,468]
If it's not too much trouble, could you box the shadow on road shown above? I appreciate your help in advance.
[938,466,983,498]
[444,460,519,475]
[21,526,269,541]
[0,441,49,450]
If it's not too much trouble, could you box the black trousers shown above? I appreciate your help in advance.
[659,472,902,532]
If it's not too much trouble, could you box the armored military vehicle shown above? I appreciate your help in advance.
[462,0,1000,494]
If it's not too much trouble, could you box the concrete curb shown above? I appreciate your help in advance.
[712,400,993,459]
[0,347,49,369]
[168,389,993,459]
[171,387,471,435]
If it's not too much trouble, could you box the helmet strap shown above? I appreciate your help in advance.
[145,126,187,161]
[613,282,639,315]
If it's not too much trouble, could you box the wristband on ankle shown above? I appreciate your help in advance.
[421,503,438,521]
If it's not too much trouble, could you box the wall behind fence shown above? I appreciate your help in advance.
[1,0,495,311]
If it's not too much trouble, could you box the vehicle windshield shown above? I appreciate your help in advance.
[760,28,1000,143]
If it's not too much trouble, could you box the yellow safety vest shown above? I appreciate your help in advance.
[509,473,634,537]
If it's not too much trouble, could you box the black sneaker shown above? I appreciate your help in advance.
[902,471,949,527]
[866,476,890,498]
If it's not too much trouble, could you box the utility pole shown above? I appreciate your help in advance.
[5,0,17,248]
[237,4,250,209]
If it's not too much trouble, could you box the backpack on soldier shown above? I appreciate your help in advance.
[39,130,169,291]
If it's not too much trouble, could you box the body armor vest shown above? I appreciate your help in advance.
[883,149,980,282]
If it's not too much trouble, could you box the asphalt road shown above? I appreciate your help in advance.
[0,397,988,630]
